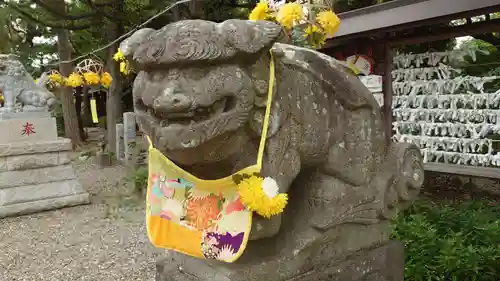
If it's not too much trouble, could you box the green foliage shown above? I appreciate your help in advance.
[125,166,148,195]
[202,0,250,22]
[455,39,500,90]
[392,199,500,281]
[50,98,65,136]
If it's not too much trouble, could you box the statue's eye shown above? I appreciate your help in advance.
[150,72,164,82]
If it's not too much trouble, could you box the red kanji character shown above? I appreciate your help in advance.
[21,122,36,136]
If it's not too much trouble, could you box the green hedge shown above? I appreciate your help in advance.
[392,199,500,281]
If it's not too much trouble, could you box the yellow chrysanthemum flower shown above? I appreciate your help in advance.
[237,175,288,219]
[83,72,100,85]
[249,1,269,21]
[119,61,129,75]
[65,72,83,88]
[113,49,125,62]
[316,10,340,37]
[276,2,304,29]
[49,73,64,85]
[101,72,113,88]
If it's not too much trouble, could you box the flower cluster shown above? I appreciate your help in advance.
[113,49,131,75]
[46,71,112,89]
[249,0,340,49]
[236,174,288,219]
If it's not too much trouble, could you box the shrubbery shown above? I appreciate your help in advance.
[125,166,148,196]
[392,199,500,281]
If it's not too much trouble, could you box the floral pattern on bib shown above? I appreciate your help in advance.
[148,173,251,262]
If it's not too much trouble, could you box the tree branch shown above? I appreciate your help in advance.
[83,0,122,22]
[31,0,98,20]
[6,3,97,30]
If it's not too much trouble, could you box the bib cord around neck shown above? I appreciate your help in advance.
[256,50,276,169]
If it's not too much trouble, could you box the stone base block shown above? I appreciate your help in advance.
[0,179,84,206]
[156,240,404,281]
[0,137,89,218]
[0,138,72,157]
[0,193,90,218]
[0,164,76,188]
[0,117,58,144]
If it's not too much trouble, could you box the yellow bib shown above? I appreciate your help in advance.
[145,52,275,263]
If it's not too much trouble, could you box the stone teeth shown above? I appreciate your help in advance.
[181,139,197,148]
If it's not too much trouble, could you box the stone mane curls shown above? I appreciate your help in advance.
[122,19,284,68]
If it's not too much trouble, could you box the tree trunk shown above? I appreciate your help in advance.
[74,87,86,140]
[106,6,124,155]
[82,86,92,126]
[56,23,83,147]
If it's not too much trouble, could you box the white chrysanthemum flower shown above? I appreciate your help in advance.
[216,211,250,234]
[262,177,279,198]
[217,245,236,262]
[161,198,185,221]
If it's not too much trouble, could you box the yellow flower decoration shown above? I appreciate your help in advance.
[316,10,340,37]
[120,61,129,75]
[249,1,269,21]
[101,72,113,89]
[304,24,320,36]
[49,73,64,85]
[83,72,100,85]
[276,2,304,29]
[238,175,288,218]
[303,24,326,49]
[65,72,83,88]
[113,49,125,62]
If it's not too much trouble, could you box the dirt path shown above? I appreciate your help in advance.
[0,159,162,281]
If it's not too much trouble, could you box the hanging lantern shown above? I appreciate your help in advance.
[76,58,103,75]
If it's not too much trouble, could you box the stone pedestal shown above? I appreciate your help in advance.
[0,117,90,218]
[156,240,404,281]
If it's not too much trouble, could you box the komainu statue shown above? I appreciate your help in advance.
[0,54,56,113]
[121,19,424,281]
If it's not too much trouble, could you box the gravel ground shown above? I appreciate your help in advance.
[0,158,163,281]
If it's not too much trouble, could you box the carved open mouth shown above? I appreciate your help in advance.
[136,96,236,127]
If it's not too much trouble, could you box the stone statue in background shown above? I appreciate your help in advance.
[0,54,56,113]
[0,54,89,220]
[122,19,424,281]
